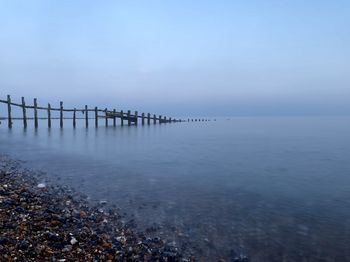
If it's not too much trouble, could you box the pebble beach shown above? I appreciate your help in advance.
[0,155,194,262]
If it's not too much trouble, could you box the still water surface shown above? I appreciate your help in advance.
[1,117,350,261]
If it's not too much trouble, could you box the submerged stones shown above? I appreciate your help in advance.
[0,156,191,261]
[231,249,250,262]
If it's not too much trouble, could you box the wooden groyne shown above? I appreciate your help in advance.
[0,95,185,128]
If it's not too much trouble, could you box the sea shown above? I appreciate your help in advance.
[1,117,350,261]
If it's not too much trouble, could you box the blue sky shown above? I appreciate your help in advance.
[0,0,349,116]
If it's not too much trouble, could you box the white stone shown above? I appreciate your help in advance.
[70,237,78,245]
[37,183,46,188]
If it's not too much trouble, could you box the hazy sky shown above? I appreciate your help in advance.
[1,0,349,116]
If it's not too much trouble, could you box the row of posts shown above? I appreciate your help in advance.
[187,118,210,122]
[4,95,178,129]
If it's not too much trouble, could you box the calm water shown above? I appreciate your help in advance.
[1,117,350,261]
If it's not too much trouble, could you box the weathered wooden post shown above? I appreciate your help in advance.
[164,116,167,123]
[48,103,51,128]
[7,95,12,128]
[59,101,63,128]
[34,98,38,128]
[153,114,156,124]
[95,107,98,127]
[121,110,124,126]
[147,113,151,125]
[85,105,88,128]
[142,113,145,125]
[21,97,27,128]
[134,111,138,125]
[113,109,116,127]
[159,115,162,124]
[73,108,76,128]
[105,108,108,127]
[127,110,131,126]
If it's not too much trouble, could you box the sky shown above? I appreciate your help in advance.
[0,0,349,116]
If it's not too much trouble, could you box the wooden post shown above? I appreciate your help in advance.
[164,116,167,123]
[121,110,124,126]
[159,115,162,124]
[73,108,76,128]
[59,101,63,128]
[95,107,98,127]
[142,113,145,125]
[7,95,12,128]
[153,114,156,124]
[48,103,51,128]
[113,109,116,127]
[21,97,27,128]
[147,113,150,125]
[169,117,172,123]
[127,110,131,126]
[34,98,38,128]
[105,108,108,127]
[134,111,138,125]
[85,105,88,128]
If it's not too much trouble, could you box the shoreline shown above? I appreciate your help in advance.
[0,155,193,261]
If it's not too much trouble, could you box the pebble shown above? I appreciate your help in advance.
[70,237,78,245]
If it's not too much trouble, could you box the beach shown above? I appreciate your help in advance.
[0,155,194,262]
